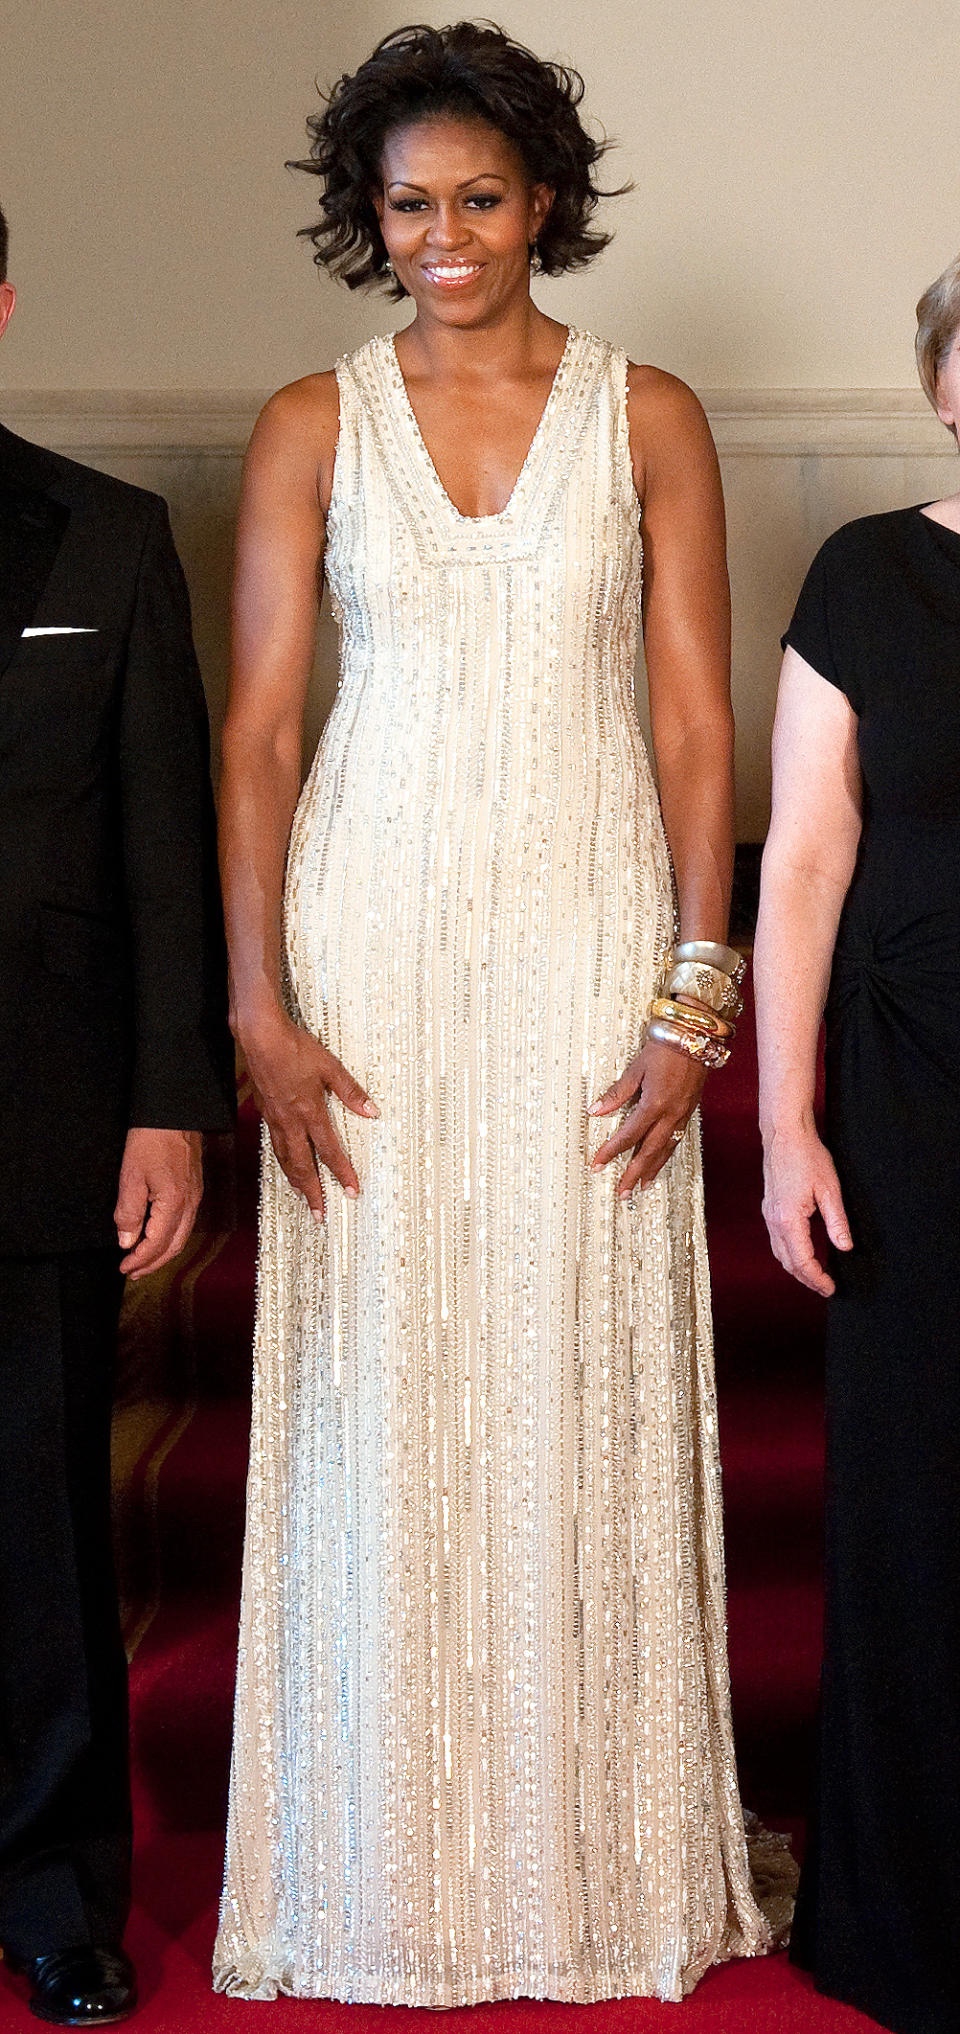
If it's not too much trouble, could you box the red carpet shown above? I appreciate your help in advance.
[0,998,884,2032]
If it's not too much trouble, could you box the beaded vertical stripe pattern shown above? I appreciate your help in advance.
[214,329,791,2005]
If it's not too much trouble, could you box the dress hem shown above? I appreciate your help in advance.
[212,1826,798,2011]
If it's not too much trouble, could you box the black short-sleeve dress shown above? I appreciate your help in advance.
[782,506,960,2034]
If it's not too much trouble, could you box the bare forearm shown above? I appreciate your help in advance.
[755,851,848,1137]
[656,722,735,942]
[218,727,301,1039]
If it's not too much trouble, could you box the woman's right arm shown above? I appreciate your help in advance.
[754,647,862,1295]
[219,378,377,1222]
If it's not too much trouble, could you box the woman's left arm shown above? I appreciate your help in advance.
[589,370,734,1195]
[632,367,734,939]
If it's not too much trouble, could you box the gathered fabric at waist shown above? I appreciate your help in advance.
[831,836,960,991]
[827,906,960,1108]
[825,828,960,1096]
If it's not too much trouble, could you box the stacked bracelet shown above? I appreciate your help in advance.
[644,939,747,1073]
[647,1019,732,1069]
[665,959,743,1020]
[672,939,747,987]
[650,997,736,1041]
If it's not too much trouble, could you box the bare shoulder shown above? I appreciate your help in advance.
[627,363,713,450]
[245,371,340,505]
[257,369,340,436]
[625,363,719,501]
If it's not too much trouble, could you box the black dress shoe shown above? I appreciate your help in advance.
[20,1947,137,2025]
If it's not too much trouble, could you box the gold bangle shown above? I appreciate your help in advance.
[647,1018,732,1069]
[664,960,743,1019]
[651,997,736,1041]
[672,940,747,987]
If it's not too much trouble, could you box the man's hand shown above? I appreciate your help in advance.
[114,1127,204,1279]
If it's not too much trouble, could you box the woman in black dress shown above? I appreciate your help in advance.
[754,252,960,2034]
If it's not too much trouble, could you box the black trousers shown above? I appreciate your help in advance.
[0,1250,129,1960]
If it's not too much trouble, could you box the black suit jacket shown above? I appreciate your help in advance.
[0,422,235,1257]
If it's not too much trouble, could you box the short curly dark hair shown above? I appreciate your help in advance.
[289,21,623,299]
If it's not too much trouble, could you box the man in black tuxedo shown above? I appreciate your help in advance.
[0,208,235,2024]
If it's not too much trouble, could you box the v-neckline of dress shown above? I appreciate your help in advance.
[383,326,578,527]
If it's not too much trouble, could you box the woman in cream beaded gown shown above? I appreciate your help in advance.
[214,22,792,2007]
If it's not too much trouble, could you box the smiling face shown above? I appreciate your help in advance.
[935,320,960,440]
[374,114,552,328]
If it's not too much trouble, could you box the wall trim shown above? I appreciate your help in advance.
[2,390,262,457]
[704,387,948,458]
[1,385,950,460]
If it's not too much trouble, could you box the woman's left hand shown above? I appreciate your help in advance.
[587,1039,706,1198]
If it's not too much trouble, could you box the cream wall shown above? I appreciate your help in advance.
[4,0,959,391]
[3,0,959,831]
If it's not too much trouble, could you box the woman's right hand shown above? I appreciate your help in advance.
[240,1008,379,1222]
[761,1125,853,1297]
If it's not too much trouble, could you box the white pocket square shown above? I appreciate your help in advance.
[22,625,99,637]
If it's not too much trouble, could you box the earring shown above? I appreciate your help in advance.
[383,257,394,274]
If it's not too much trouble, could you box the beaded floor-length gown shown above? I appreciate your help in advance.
[214,328,791,2006]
